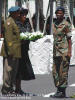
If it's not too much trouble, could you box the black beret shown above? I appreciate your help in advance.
[20,8,28,15]
[55,6,65,14]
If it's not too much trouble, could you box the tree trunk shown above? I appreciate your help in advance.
[5,0,8,19]
[69,0,74,22]
[35,0,43,31]
[49,0,53,35]
[0,0,2,35]
[15,0,22,7]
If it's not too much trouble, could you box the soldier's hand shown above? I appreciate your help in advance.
[67,51,71,58]
[63,27,70,33]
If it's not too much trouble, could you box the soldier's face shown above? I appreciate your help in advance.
[14,11,20,19]
[56,10,64,20]
[20,14,26,23]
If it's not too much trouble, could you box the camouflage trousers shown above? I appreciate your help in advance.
[52,56,70,88]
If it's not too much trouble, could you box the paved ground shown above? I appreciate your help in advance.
[0,66,75,100]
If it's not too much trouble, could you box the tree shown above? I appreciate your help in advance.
[15,0,22,7]
[49,0,53,35]
[35,0,43,31]
[0,0,2,35]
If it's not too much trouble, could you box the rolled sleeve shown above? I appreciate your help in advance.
[66,24,72,38]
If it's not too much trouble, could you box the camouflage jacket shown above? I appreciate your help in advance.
[53,19,72,57]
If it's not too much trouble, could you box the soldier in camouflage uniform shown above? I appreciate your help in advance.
[1,6,21,95]
[50,7,72,98]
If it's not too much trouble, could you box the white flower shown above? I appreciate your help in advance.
[20,32,25,36]
[20,31,44,41]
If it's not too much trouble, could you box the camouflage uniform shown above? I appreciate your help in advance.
[52,19,72,89]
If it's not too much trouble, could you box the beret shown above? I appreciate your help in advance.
[20,8,28,15]
[55,6,65,14]
[8,6,20,12]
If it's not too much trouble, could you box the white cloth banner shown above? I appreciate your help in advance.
[0,41,3,85]
[70,30,75,65]
[29,35,53,74]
